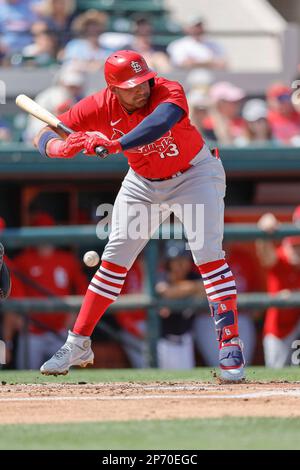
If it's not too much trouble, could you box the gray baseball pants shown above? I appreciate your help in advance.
[102,144,226,269]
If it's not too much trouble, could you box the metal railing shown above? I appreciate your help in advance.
[1,223,300,367]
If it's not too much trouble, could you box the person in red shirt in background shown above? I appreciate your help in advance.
[115,256,147,368]
[267,83,300,145]
[195,242,260,366]
[257,210,300,368]
[13,211,88,369]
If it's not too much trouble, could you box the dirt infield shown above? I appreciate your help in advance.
[0,381,300,424]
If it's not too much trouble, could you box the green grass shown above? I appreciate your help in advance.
[0,367,299,450]
[0,366,299,384]
[0,418,300,450]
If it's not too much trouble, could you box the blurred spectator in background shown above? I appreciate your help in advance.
[13,211,88,369]
[62,9,108,71]
[0,217,25,366]
[0,0,40,64]
[187,89,216,141]
[35,0,76,49]
[22,25,58,66]
[203,81,246,144]
[186,69,214,94]
[293,205,300,226]
[167,16,227,71]
[195,243,261,366]
[2,258,26,366]
[0,113,12,142]
[129,17,171,73]
[267,83,300,146]
[24,65,85,142]
[235,99,275,146]
[155,241,203,369]
[257,212,300,368]
[2,262,27,366]
[116,257,147,368]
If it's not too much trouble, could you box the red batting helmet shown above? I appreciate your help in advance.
[104,50,157,89]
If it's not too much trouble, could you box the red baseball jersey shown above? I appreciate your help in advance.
[58,77,204,179]
[226,246,264,293]
[268,109,300,144]
[264,246,300,338]
[13,248,88,334]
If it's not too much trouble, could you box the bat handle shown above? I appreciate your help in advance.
[57,122,109,158]
[95,146,109,159]
[57,122,74,135]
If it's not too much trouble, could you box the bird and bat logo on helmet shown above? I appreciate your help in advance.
[130,61,143,74]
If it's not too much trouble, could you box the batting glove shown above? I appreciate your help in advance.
[47,132,87,158]
[84,135,122,156]
[60,132,87,158]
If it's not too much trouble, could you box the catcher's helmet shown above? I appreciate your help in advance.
[104,50,157,89]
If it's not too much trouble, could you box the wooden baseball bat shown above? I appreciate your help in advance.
[15,94,109,158]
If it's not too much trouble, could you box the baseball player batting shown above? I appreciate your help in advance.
[34,50,245,381]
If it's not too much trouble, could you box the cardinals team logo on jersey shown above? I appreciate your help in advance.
[111,127,124,140]
[111,127,179,159]
[132,131,179,159]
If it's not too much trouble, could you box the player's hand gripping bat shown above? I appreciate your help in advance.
[15,94,109,158]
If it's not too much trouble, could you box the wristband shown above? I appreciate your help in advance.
[37,130,60,158]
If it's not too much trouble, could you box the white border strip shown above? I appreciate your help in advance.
[1,390,300,402]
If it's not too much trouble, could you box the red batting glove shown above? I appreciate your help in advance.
[84,135,122,156]
[47,132,87,158]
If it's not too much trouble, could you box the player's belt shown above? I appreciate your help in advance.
[144,165,192,182]
[143,147,220,182]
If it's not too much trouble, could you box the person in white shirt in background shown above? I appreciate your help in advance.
[167,16,227,71]
[24,65,86,142]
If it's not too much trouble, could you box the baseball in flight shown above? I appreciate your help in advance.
[83,251,100,267]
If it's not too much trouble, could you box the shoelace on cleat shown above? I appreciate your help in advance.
[54,343,73,359]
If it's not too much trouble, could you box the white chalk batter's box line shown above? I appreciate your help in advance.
[1,390,300,402]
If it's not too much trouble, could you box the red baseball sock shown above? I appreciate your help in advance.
[73,260,127,337]
[197,259,237,302]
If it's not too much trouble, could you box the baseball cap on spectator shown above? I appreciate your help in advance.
[61,69,85,87]
[71,9,108,35]
[267,84,291,101]
[210,82,245,103]
[242,99,267,122]
[186,69,214,89]
[182,15,205,28]
[187,89,211,109]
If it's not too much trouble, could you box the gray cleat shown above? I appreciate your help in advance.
[40,330,94,376]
